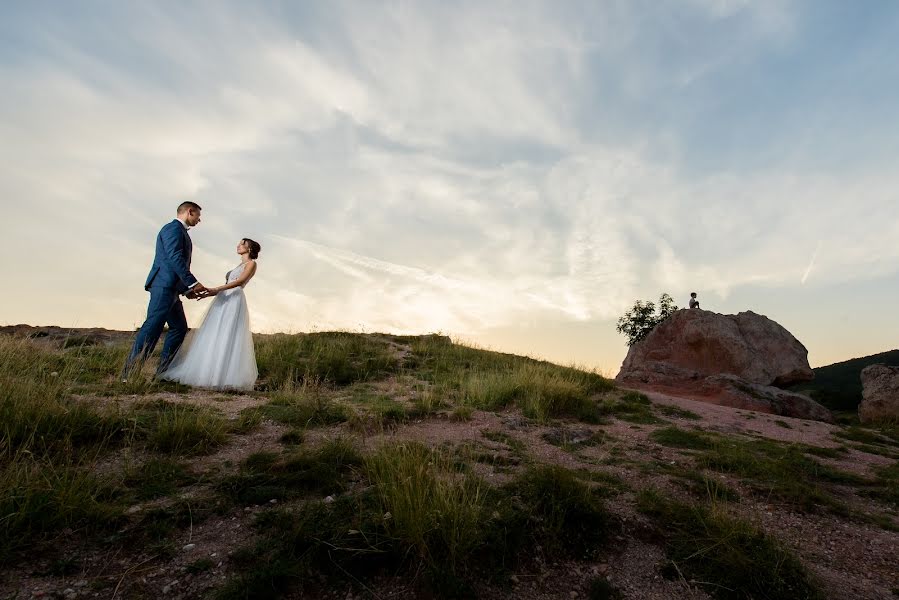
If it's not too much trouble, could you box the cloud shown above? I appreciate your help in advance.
[2,1,899,370]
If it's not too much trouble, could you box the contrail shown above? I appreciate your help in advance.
[800,242,822,285]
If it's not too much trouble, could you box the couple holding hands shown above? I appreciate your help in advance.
[121,202,261,391]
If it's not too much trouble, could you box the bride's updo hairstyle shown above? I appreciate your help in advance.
[243,238,261,260]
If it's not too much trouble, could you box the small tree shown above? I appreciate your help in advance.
[616,293,679,346]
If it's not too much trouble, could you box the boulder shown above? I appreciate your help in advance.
[859,364,899,424]
[617,309,832,422]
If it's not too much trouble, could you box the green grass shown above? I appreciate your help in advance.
[598,391,664,424]
[186,558,215,574]
[462,363,610,422]
[697,437,867,514]
[131,401,228,455]
[217,438,363,505]
[278,429,304,446]
[649,426,716,450]
[0,337,130,458]
[122,458,194,500]
[637,489,824,599]
[218,447,612,599]
[588,577,622,600]
[835,426,899,448]
[365,442,486,573]
[0,455,121,560]
[261,381,347,428]
[407,335,614,423]
[451,405,473,421]
[656,404,702,420]
[542,427,609,451]
[255,332,399,388]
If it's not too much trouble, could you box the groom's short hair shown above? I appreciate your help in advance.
[177,201,202,214]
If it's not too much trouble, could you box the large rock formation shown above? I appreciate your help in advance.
[616,309,832,422]
[859,364,899,424]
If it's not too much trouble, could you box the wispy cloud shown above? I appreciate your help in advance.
[2,1,899,369]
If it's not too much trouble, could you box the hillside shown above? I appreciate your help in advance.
[0,327,897,599]
[790,350,899,412]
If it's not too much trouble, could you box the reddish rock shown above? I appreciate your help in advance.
[859,364,899,424]
[616,309,832,422]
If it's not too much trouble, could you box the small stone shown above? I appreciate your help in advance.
[269,499,277,504]
[50,372,59,377]
[211,553,218,557]
[244,507,253,513]
[324,495,335,504]
[510,575,519,584]
[125,505,143,515]
[182,544,195,551]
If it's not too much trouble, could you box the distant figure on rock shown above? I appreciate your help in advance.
[689,292,700,309]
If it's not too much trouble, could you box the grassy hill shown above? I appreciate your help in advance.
[1,328,897,599]
[790,349,899,412]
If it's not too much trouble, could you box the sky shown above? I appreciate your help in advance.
[1,1,898,373]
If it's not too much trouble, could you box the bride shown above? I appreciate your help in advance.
[160,238,261,391]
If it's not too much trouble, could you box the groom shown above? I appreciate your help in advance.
[121,202,208,381]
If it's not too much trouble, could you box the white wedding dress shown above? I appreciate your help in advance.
[161,262,258,390]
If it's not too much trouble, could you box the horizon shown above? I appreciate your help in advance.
[3,2,899,372]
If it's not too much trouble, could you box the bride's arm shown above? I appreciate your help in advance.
[208,261,257,294]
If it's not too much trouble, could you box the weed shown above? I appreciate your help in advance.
[649,426,716,451]
[542,427,608,451]
[636,489,824,599]
[366,442,485,572]
[598,392,664,425]
[122,458,193,500]
[451,405,473,422]
[698,437,865,514]
[279,429,304,446]
[230,408,262,434]
[218,438,362,504]
[132,401,228,455]
[0,456,121,560]
[255,333,399,388]
[261,382,347,428]
[656,405,702,420]
[187,558,215,574]
[835,426,899,448]
[588,576,622,600]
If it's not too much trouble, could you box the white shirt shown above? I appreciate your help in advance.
[175,217,197,288]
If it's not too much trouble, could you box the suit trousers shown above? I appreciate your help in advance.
[122,286,189,378]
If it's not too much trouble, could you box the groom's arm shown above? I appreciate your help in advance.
[160,222,199,289]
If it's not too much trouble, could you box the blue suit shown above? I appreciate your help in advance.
[123,219,199,378]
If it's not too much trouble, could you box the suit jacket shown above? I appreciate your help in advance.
[144,219,198,293]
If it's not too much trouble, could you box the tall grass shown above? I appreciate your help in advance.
[463,363,612,422]
[255,332,399,388]
[697,437,867,514]
[131,401,228,455]
[261,378,347,427]
[636,489,824,600]
[365,442,485,573]
[0,455,120,559]
[0,336,129,458]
